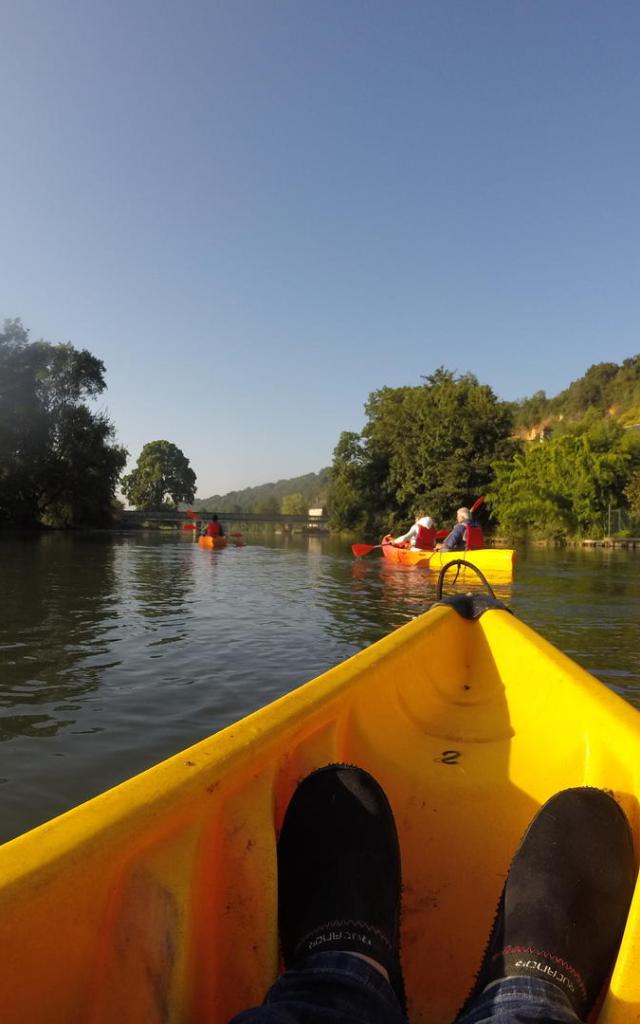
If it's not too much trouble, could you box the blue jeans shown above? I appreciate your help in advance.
[230,952,584,1024]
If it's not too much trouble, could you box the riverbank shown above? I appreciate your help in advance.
[582,537,640,548]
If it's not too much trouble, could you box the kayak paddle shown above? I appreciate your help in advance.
[351,542,392,557]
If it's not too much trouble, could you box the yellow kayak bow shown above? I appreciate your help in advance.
[0,592,638,1023]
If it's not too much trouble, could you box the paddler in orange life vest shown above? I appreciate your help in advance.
[202,515,225,539]
[390,512,436,550]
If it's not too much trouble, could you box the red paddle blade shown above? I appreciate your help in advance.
[351,543,378,557]
[470,495,485,515]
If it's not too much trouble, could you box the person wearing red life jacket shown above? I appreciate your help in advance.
[203,515,225,539]
[436,507,484,551]
[391,512,436,550]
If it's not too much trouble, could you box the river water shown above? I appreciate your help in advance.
[1,532,639,843]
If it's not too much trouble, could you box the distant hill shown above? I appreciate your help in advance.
[193,468,331,513]
[513,355,640,433]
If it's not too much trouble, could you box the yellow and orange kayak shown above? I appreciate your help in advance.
[0,596,638,1022]
[198,535,228,550]
[382,542,516,578]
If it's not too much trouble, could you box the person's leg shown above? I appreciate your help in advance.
[231,781,634,1024]
[230,764,407,1024]
[231,951,405,1024]
[455,788,635,1024]
[455,977,583,1024]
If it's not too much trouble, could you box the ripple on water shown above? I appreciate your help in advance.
[0,535,639,841]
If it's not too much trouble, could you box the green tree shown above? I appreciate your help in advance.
[329,370,515,534]
[489,420,640,539]
[281,493,307,515]
[624,470,640,521]
[121,441,196,509]
[328,431,381,532]
[0,319,127,527]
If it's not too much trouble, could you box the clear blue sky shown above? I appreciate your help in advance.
[2,1,639,497]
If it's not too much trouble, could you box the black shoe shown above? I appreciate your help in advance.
[277,764,405,1005]
[459,788,635,1019]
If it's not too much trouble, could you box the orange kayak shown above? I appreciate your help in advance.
[198,535,228,550]
[382,543,432,566]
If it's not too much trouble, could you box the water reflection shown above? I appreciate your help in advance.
[306,536,323,557]
[0,533,638,843]
[323,553,514,650]
[0,534,118,740]
[310,549,434,650]
[123,536,195,661]
[511,548,640,708]
[128,535,195,622]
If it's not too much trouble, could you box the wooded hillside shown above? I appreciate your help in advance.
[193,468,331,514]
[513,356,640,432]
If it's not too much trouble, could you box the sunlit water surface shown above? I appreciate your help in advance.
[1,532,639,842]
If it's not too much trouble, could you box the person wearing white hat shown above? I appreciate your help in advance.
[392,511,436,550]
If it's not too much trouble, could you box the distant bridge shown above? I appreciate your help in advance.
[119,509,329,529]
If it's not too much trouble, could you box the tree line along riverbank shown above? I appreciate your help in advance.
[3,317,640,543]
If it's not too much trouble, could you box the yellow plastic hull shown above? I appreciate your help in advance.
[428,547,516,576]
[198,535,228,549]
[0,605,639,1023]
[382,544,516,579]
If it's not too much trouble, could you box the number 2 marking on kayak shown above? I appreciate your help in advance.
[437,750,461,765]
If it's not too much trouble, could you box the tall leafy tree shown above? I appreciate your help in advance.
[489,420,640,538]
[329,370,515,534]
[328,432,370,532]
[625,471,640,522]
[121,441,196,509]
[0,319,127,526]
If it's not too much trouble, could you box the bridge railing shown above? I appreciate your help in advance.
[118,510,328,527]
